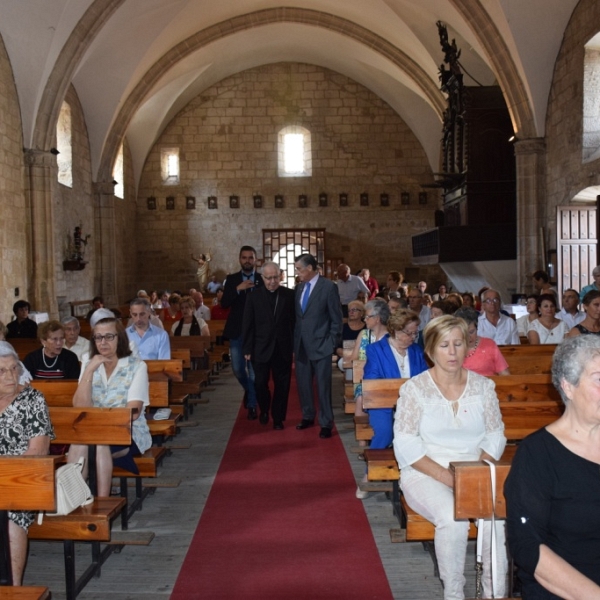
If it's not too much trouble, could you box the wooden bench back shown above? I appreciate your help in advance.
[352,359,366,384]
[499,344,556,374]
[0,456,59,511]
[451,460,511,519]
[8,338,41,360]
[32,379,170,408]
[169,336,209,358]
[144,359,184,381]
[49,407,132,445]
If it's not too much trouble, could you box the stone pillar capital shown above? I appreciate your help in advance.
[514,137,546,157]
[93,180,116,195]
[23,148,57,168]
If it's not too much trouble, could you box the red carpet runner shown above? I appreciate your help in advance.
[171,377,394,599]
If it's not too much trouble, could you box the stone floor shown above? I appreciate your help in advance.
[23,367,478,599]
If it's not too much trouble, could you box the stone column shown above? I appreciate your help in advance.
[93,180,119,307]
[24,148,58,318]
[514,138,547,293]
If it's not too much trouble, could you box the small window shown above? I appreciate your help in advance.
[57,102,72,187]
[161,148,180,185]
[278,126,311,177]
[113,143,124,199]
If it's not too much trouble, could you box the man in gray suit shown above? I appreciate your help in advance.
[294,253,343,438]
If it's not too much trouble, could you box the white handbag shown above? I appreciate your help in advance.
[38,457,94,524]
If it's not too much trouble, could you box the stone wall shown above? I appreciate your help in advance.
[0,34,28,324]
[545,0,600,229]
[135,63,442,293]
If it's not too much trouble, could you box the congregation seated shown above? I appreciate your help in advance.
[172,295,209,337]
[0,341,53,584]
[394,315,508,599]
[460,291,475,309]
[6,299,38,339]
[455,307,510,376]
[527,293,568,344]
[23,320,80,379]
[356,308,427,499]
[566,289,600,337]
[429,300,454,319]
[68,317,151,496]
[61,315,90,360]
[387,293,406,313]
[516,294,539,336]
[505,335,600,598]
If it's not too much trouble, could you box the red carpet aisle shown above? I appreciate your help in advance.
[172,378,394,600]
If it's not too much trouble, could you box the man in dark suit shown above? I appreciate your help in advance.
[242,261,296,430]
[294,253,343,438]
[221,245,264,419]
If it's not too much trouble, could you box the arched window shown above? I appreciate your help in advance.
[56,102,72,187]
[278,125,312,177]
[161,147,180,184]
[113,143,124,199]
[583,33,600,162]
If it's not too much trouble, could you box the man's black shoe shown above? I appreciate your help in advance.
[296,419,315,430]
[247,407,257,420]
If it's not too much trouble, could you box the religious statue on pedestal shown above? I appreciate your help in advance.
[191,251,212,292]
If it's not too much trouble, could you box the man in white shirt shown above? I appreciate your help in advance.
[190,289,211,321]
[478,288,520,345]
[556,288,585,330]
[61,316,89,360]
[335,264,369,317]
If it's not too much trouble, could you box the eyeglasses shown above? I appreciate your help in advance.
[364,314,377,320]
[263,276,279,281]
[348,308,363,313]
[483,298,500,304]
[0,364,19,378]
[92,334,117,342]
[400,329,419,339]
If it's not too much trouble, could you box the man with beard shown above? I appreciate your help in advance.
[221,246,264,419]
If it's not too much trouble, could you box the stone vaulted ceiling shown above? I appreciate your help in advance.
[0,0,579,189]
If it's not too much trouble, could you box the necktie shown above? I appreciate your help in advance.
[301,282,311,313]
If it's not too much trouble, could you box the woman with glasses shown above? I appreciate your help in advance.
[23,320,81,380]
[356,309,428,499]
[67,317,151,496]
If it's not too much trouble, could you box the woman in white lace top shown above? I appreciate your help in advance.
[393,315,507,599]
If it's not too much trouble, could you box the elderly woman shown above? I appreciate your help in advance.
[171,295,209,336]
[394,315,507,599]
[335,300,366,369]
[505,336,600,598]
[61,316,89,360]
[351,298,391,419]
[23,320,80,379]
[528,293,568,344]
[0,342,54,585]
[566,289,600,337]
[517,294,539,336]
[455,307,510,376]
[68,317,151,497]
[356,309,428,499]
[6,300,38,339]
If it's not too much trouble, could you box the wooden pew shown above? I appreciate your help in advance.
[6,339,40,362]
[28,407,133,600]
[499,344,555,374]
[0,456,58,594]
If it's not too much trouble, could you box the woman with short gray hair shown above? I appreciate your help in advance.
[505,335,600,598]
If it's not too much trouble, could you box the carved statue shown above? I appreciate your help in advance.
[191,251,212,292]
[70,225,90,261]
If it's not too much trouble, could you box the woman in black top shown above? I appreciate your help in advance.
[505,335,600,598]
[23,320,80,379]
[566,289,600,337]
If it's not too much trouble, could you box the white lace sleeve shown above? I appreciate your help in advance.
[393,377,427,469]
[479,378,506,459]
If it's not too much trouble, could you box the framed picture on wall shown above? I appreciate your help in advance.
[275,194,284,208]
[298,194,308,208]
[380,193,389,207]
[229,195,239,209]
[339,193,348,207]
[401,192,410,205]
[147,196,156,210]
[166,196,175,210]
[360,193,369,206]
[208,196,218,209]
[419,192,428,205]
[253,195,263,208]
[186,196,196,210]
[319,193,327,207]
